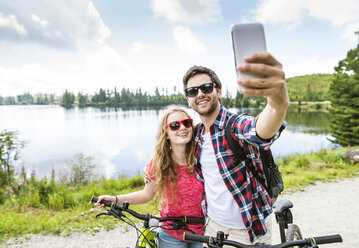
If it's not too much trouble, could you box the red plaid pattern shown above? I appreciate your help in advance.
[194,105,285,243]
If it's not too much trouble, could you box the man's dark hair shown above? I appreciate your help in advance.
[182,65,222,92]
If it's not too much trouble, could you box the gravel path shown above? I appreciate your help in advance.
[2,177,358,248]
[272,176,359,248]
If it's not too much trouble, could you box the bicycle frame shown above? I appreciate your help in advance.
[275,206,293,243]
[273,199,302,243]
[136,227,158,248]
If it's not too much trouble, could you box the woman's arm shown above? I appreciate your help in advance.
[116,180,156,205]
[92,180,156,210]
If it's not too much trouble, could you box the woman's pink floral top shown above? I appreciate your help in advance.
[145,160,204,241]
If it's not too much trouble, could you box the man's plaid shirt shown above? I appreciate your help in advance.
[194,105,286,243]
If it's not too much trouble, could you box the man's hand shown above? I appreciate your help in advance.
[237,52,290,111]
[237,52,290,139]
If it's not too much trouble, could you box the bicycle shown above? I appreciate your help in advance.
[183,230,342,248]
[273,199,303,243]
[90,196,205,248]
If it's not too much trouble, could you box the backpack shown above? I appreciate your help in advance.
[225,114,284,201]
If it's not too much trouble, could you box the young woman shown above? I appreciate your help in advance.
[93,105,204,248]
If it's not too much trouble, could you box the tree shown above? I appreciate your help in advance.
[66,154,96,185]
[329,44,359,146]
[4,97,15,105]
[114,87,120,106]
[77,92,88,107]
[60,90,75,108]
[222,88,231,107]
[0,130,25,185]
[98,88,107,103]
[17,92,33,104]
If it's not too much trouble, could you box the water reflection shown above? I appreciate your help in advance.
[285,111,329,134]
[229,107,334,157]
[0,105,334,179]
[230,108,330,134]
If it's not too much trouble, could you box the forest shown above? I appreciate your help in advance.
[0,73,333,108]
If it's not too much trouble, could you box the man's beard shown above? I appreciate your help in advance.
[194,96,219,117]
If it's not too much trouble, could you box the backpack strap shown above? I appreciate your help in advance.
[194,123,200,134]
[225,113,267,188]
[225,114,247,165]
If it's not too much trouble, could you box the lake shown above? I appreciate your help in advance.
[0,105,335,179]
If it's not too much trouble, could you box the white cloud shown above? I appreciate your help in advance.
[284,57,337,77]
[253,0,304,26]
[173,26,206,54]
[0,63,60,95]
[151,0,221,25]
[87,1,111,44]
[31,14,49,28]
[0,0,138,96]
[131,41,165,55]
[0,41,135,96]
[0,0,112,49]
[252,0,359,41]
[131,41,150,53]
[79,43,134,74]
[0,12,27,35]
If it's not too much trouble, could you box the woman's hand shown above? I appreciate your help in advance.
[89,195,115,211]
[143,170,152,184]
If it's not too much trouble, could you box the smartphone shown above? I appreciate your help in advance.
[231,23,267,91]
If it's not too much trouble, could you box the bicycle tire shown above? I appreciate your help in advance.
[286,224,303,248]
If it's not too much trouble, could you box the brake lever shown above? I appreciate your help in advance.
[108,208,127,221]
[95,212,109,218]
[308,244,319,248]
[95,208,126,222]
[302,238,318,248]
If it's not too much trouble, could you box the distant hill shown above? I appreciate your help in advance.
[287,73,333,102]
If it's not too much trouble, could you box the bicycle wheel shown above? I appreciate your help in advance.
[286,224,303,247]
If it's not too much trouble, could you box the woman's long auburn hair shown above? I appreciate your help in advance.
[153,105,196,203]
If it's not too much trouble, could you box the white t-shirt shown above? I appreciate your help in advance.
[200,132,270,229]
[200,132,245,229]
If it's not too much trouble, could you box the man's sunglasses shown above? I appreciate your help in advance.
[185,82,217,98]
[166,118,193,131]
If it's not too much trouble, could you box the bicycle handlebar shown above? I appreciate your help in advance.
[91,195,204,224]
[91,196,148,221]
[184,233,213,244]
[183,232,343,248]
[313,234,342,245]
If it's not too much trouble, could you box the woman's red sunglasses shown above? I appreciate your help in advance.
[166,118,193,131]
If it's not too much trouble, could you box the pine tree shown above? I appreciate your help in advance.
[77,92,88,107]
[60,90,75,108]
[329,44,359,146]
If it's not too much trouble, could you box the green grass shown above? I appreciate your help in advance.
[0,174,158,242]
[278,146,359,193]
[1,146,359,243]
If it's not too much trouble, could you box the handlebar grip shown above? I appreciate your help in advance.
[183,233,211,244]
[91,196,114,208]
[185,217,205,224]
[312,234,343,245]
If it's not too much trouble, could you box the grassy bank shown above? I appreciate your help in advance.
[1,146,359,242]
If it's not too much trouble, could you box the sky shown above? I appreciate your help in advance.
[0,0,358,97]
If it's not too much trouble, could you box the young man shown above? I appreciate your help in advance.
[182,52,290,244]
